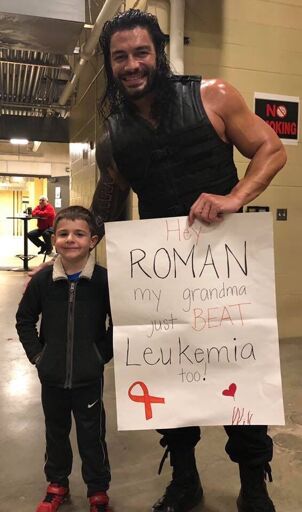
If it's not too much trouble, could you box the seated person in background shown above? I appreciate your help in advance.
[27,195,55,255]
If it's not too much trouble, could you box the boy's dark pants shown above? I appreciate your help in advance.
[41,381,110,496]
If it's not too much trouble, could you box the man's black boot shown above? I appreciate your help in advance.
[237,463,276,512]
[152,447,203,512]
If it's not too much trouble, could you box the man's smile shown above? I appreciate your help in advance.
[121,73,146,86]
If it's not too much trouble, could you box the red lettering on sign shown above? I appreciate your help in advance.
[291,123,297,135]
[266,120,297,136]
[266,104,276,117]
[284,123,291,135]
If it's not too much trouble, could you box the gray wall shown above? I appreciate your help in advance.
[47,176,70,213]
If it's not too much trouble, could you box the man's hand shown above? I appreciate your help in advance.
[188,192,242,225]
[23,260,55,292]
[27,259,54,277]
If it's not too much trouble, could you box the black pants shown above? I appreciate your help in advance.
[157,425,273,467]
[28,227,53,252]
[41,381,110,496]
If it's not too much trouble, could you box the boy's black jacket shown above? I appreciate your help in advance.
[16,254,113,388]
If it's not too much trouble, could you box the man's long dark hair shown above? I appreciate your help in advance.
[99,9,174,120]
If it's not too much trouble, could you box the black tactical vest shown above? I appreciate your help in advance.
[107,75,239,219]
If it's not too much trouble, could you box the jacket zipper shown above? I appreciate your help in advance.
[64,281,77,388]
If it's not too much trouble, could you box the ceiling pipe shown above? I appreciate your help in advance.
[169,0,185,75]
[58,0,123,106]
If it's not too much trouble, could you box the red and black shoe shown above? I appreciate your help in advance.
[89,492,111,512]
[36,483,70,512]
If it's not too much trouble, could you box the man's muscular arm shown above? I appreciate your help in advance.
[91,131,130,240]
[189,79,287,224]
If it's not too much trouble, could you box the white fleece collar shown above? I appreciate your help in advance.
[53,253,95,281]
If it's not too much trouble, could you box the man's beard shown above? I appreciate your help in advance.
[114,67,157,101]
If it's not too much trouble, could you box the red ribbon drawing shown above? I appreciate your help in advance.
[128,381,165,420]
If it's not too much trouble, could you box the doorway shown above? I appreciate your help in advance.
[0,176,47,268]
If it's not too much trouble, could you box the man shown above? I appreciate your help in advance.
[28,195,55,255]
[91,9,287,512]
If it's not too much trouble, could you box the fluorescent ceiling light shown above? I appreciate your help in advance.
[10,138,29,145]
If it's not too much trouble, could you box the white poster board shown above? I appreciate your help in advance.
[105,213,284,430]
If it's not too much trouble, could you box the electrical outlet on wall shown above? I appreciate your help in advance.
[276,208,287,221]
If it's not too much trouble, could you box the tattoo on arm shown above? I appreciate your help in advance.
[91,131,130,240]
[91,172,115,239]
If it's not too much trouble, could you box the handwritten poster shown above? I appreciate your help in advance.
[105,213,285,430]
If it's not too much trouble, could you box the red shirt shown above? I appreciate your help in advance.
[32,203,55,231]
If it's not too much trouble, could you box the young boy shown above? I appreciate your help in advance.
[16,206,113,512]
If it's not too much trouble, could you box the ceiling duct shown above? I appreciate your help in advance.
[0,0,85,54]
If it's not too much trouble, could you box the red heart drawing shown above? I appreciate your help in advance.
[222,383,237,398]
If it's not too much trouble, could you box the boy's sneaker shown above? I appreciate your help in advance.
[36,483,70,512]
[89,492,111,512]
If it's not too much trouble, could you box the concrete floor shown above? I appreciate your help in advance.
[0,234,52,271]
[0,269,301,512]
